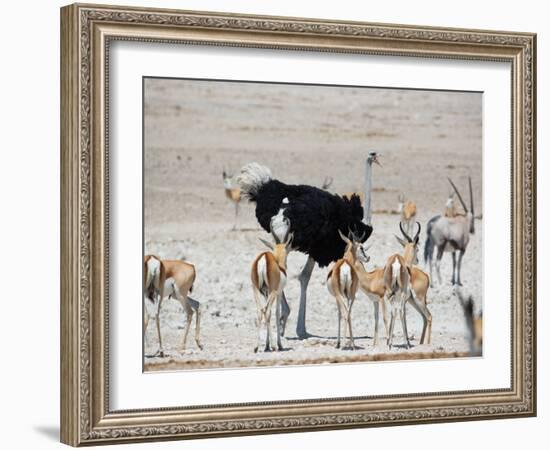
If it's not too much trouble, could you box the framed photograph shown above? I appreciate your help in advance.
[60,3,536,446]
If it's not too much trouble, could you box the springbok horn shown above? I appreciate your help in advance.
[349,226,365,243]
[338,229,351,245]
[413,221,422,243]
[399,221,412,243]
[447,178,468,213]
[354,229,367,242]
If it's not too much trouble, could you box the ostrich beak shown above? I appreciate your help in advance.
[373,154,382,167]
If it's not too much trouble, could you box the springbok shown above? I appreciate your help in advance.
[327,230,363,349]
[397,194,417,236]
[424,177,476,286]
[394,222,432,346]
[143,255,203,356]
[222,169,242,230]
[384,222,432,349]
[352,254,389,347]
[327,231,390,347]
[455,287,483,355]
[144,255,165,356]
[251,218,293,352]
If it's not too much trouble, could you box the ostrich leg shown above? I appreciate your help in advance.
[296,256,315,339]
[279,291,290,337]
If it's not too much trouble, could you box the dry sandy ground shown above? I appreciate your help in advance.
[143,78,482,371]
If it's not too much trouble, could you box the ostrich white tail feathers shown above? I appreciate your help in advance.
[236,162,272,200]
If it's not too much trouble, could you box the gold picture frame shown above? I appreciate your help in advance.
[60,3,536,446]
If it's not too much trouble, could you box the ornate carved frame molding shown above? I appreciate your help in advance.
[60,3,536,446]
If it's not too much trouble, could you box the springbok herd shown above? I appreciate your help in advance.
[144,173,482,360]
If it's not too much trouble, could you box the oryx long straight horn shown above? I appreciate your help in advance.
[447,177,468,214]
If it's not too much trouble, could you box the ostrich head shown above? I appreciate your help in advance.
[367,151,382,167]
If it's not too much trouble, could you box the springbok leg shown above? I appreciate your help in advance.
[154,297,164,357]
[188,297,203,350]
[399,296,410,349]
[276,294,283,350]
[336,304,342,349]
[372,299,380,346]
[407,291,432,345]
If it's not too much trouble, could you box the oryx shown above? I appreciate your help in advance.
[424,177,475,286]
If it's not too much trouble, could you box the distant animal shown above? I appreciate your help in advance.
[424,177,476,286]
[455,287,483,355]
[222,169,242,230]
[397,194,417,236]
[143,255,203,356]
[251,218,293,352]
[444,192,458,217]
[326,230,363,349]
[321,176,334,191]
[237,153,379,339]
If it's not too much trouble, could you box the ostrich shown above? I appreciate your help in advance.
[237,152,380,338]
[222,170,242,230]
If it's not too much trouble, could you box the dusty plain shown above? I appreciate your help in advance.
[143,78,483,371]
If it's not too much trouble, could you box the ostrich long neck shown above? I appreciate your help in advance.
[364,159,373,225]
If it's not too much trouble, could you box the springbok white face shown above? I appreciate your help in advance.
[356,243,371,264]
[338,229,369,263]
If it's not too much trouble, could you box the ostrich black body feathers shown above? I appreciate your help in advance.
[250,179,372,267]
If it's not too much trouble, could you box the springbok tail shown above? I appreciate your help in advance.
[391,259,401,292]
[235,162,272,201]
